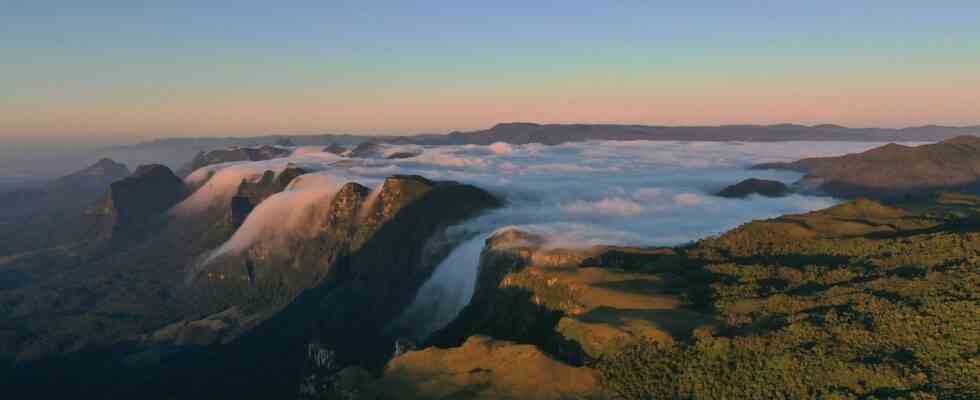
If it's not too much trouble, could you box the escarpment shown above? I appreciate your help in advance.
[227,165,308,227]
[191,175,501,350]
[178,145,293,177]
[97,164,186,237]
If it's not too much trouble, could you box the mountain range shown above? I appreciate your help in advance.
[122,122,980,150]
[1,136,979,398]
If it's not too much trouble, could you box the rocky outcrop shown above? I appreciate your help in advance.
[322,143,348,155]
[194,175,501,353]
[347,142,383,158]
[180,145,292,176]
[227,165,307,227]
[385,151,420,159]
[97,164,185,236]
[158,175,502,398]
[753,136,980,199]
[717,178,791,198]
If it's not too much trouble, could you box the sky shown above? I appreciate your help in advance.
[2,1,979,139]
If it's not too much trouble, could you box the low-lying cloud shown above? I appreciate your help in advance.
[185,140,898,252]
[181,139,900,337]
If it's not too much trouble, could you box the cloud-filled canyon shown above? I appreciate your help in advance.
[176,140,908,338]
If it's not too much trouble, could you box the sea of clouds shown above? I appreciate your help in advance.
[176,139,903,338]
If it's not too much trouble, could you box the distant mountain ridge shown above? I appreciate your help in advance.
[401,122,980,145]
[118,122,980,151]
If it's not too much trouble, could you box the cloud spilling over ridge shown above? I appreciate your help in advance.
[175,163,281,215]
[187,140,900,250]
[203,171,383,262]
[182,139,906,338]
[205,185,333,263]
[390,234,488,338]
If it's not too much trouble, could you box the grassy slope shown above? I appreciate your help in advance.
[383,194,980,400]
[597,194,980,399]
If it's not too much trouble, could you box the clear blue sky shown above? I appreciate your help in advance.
[2,1,979,138]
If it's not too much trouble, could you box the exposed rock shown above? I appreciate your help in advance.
[227,165,307,227]
[717,178,791,198]
[347,142,384,158]
[385,151,420,159]
[228,196,254,228]
[753,136,980,199]
[192,174,501,358]
[180,145,292,176]
[380,335,599,400]
[322,143,348,155]
[99,164,185,235]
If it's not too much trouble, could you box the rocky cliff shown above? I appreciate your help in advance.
[196,175,500,319]
[179,145,292,176]
[227,165,308,227]
[98,164,185,237]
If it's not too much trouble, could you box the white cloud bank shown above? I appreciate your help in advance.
[177,139,902,338]
[182,139,898,253]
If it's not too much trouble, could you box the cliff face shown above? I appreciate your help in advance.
[754,136,980,199]
[227,165,308,227]
[122,175,502,398]
[100,164,185,235]
[346,142,383,158]
[322,143,348,155]
[189,175,501,352]
[179,145,292,176]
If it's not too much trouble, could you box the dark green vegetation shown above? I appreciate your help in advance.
[5,136,980,399]
[717,178,792,198]
[366,194,980,399]
[593,194,980,399]
[756,136,980,199]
